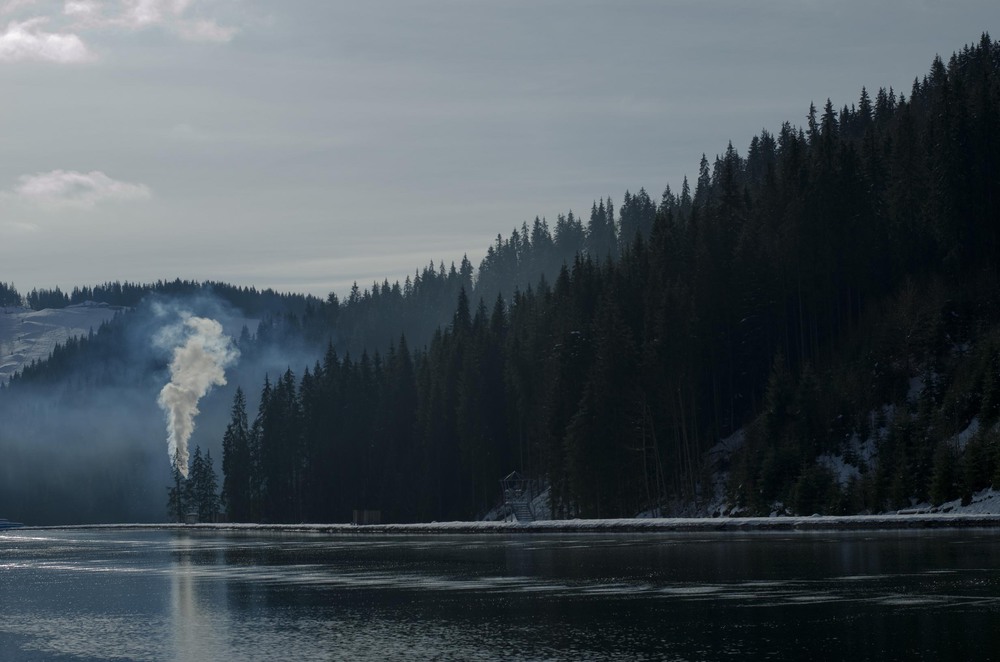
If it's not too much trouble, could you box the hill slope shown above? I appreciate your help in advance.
[0,303,123,383]
[3,35,1000,525]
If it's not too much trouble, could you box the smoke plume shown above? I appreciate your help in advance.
[156,314,239,477]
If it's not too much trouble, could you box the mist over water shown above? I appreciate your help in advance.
[155,312,239,477]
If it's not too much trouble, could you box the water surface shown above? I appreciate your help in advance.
[1,528,998,660]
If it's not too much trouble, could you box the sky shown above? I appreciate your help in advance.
[0,1,997,300]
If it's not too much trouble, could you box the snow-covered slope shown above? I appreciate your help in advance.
[0,302,124,382]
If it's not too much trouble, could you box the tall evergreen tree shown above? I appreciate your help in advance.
[222,387,252,521]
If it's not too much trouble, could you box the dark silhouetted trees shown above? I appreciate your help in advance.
[220,36,1000,521]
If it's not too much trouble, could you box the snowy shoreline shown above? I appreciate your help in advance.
[16,513,1000,535]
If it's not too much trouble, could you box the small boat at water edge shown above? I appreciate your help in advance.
[0,518,24,530]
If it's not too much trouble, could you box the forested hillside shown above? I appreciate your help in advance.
[2,36,998,525]
[217,35,1000,522]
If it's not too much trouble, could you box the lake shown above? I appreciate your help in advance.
[0,527,998,660]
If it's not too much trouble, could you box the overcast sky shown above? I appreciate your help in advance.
[0,1,997,299]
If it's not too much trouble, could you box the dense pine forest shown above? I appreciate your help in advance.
[2,36,1000,524]
[209,36,1000,522]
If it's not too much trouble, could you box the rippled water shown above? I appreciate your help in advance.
[1,528,999,660]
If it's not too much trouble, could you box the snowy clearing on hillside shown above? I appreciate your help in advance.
[0,302,123,382]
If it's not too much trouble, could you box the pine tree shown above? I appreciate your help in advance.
[0,282,21,307]
[185,446,205,519]
[930,441,958,506]
[222,387,252,521]
[453,287,472,335]
[198,450,221,522]
[166,458,186,522]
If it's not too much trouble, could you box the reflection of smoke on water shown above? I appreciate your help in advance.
[170,533,230,661]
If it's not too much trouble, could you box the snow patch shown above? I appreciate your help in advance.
[855,434,878,469]
[707,429,745,459]
[0,303,124,382]
[817,454,861,488]
[897,488,1000,515]
[638,429,746,519]
[954,417,980,452]
[529,487,551,520]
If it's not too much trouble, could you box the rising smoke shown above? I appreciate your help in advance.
[156,312,239,478]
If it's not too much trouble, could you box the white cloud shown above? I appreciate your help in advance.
[0,0,238,63]
[11,170,151,208]
[0,18,91,62]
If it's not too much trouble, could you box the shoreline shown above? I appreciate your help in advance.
[15,513,1000,534]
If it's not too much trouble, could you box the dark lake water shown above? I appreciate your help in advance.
[0,528,999,661]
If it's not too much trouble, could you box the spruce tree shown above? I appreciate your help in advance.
[166,460,186,523]
[198,450,221,522]
[185,447,205,519]
[222,387,251,521]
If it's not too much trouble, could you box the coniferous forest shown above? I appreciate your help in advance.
[2,36,1000,524]
[214,36,1000,522]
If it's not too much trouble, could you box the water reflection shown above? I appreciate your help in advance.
[170,533,229,661]
[0,529,998,660]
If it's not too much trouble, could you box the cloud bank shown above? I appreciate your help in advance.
[12,169,151,208]
[0,17,91,62]
[0,0,237,62]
